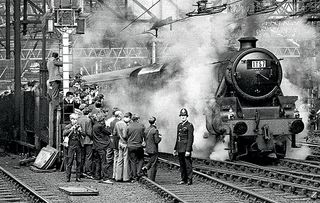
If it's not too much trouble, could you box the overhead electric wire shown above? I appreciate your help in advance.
[120,0,161,32]
[145,0,244,32]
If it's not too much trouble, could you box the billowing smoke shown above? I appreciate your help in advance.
[209,134,229,161]
[256,19,317,159]
[80,1,318,161]
[99,12,234,158]
[73,4,153,73]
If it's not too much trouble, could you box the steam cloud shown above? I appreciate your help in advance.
[256,19,317,159]
[78,1,317,160]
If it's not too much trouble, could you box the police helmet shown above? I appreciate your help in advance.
[179,108,188,117]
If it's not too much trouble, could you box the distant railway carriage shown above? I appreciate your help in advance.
[206,37,304,161]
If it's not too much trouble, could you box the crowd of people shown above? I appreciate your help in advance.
[47,52,195,185]
[62,99,162,184]
[61,92,195,185]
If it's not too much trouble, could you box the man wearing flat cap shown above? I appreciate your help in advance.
[142,116,162,181]
[174,108,194,185]
[127,113,146,181]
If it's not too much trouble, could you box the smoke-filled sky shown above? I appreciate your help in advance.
[79,1,319,160]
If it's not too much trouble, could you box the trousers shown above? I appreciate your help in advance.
[49,80,62,101]
[145,153,158,181]
[178,152,193,182]
[97,147,114,181]
[128,146,144,180]
[66,140,81,180]
[81,144,93,175]
[115,143,130,181]
[113,149,119,179]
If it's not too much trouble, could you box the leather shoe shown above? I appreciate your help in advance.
[177,181,187,185]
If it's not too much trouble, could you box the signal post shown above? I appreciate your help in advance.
[46,1,85,149]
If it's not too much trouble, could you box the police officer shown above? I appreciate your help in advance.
[174,108,194,185]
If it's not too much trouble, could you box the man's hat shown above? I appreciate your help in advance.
[124,112,132,118]
[179,108,188,117]
[132,114,140,121]
[114,110,122,117]
[148,116,156,123]
[79,104,87,110]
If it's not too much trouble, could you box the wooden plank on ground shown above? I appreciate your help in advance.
[59,186,99,196]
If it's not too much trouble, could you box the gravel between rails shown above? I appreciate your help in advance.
[155,166,246,203]
[0,154,165,203]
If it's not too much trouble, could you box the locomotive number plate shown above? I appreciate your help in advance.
[247,60,269,69]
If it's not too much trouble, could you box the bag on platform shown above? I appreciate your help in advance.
[62,128,74,147]
[62,136,69,147]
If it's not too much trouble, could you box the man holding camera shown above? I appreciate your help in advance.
[63,113,83,182]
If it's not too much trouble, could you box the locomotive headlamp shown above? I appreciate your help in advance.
[289,120,304,134]
[233,122,247,135]
[228,108,235,120]
[293,108,300,118]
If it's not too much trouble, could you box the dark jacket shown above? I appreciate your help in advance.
[145,125,161,154]
[63,123,82,143]
[174,121,194,153]
[127,121,145,149]
[92,121,111,149]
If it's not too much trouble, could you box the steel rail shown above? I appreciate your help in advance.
[139,176,185,203]
[279,158,320,174]
[160,152,320,187]
[157,158,277,203]
[0,166,50,203]
[193,163,320,199]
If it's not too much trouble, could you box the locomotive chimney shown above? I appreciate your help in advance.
[238,37,258,50]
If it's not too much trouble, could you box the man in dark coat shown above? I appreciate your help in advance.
[92,113,114,184]
[63,113,83,182]
[142,116,161,181]
[127,114,145,181]
[78,107,93,178]
[174,108,194,185]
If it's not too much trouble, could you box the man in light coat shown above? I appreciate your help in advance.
[47,52,63,103]
[114,111,131,182]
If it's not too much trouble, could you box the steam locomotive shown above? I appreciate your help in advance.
[206,37,304,161]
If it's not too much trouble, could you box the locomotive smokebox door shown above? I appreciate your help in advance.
[208,37,304,161]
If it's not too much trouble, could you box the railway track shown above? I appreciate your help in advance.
[296,142,320,161]
[0,166,50,203]
[155,153,320,202]
[140,157,277,203]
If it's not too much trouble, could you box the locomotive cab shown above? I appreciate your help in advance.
[207,37,304,161]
